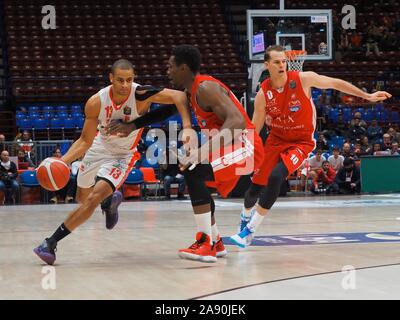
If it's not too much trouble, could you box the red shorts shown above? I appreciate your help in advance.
[252,138,314,186]
[205,129,264,197]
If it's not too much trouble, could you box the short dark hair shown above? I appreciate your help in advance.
[322,160,330,165]
[171,45,201,74]
[332,146,340,152]
[264,45,285,61]
[111,59,134,74]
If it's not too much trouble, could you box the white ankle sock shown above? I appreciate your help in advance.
[247,211,265,232]
[211,223,220,242]
[242,205,253,218]
[194,212,212,244]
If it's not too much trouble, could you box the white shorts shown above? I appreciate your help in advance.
[77,139,139,190]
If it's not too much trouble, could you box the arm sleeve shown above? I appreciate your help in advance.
[131,104,179,129]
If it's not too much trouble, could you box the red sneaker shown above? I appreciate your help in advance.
[178,232,217,263]
[215,236,227,258]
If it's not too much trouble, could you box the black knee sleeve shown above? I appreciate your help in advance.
[183,164,214,208]
[258,161,288,210]
[244,183,264,209]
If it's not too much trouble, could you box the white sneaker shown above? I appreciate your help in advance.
[230,226,254,248]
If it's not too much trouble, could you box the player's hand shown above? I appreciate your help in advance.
[105,120,136,137]
[366,91,392,102]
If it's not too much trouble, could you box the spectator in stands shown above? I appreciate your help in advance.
[381,133,392,151]
[366,23,381,56]
[334,114,347,137]
[350,31,363,52]
[342,142,355,159]
[348,114,367,143]
[372,142,382,155]
[15,130,34,160]
[353,142,367,159]
[0,150,20,205]
[300,149,326,191]
[310,161,337,195]
[391,142,399,155]
[0,134,6,153]
[48,148,71,204]
[350,112,367,128]
[328,147,344,172]
[360,136,372,155]
[316,133,329,151]
[367,119,383,144]
[160,143,186,200]
[387,127,400,143]
[332,158,361,194]
[338,30,351,54]
[17,149,35,169]
[380,26,395,51]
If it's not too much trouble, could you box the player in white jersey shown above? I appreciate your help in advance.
[34,59,192,265]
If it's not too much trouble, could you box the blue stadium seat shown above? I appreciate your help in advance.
[364,109,374,122]
[20,170,40,187]
[63,117,75,129]
[58,112,69,119]
[50,117,63,129]
[124,169,144,185]
[57,105,68,112]
[43,112,52,120]
[29,111,40,119]
[375,104,384,113]
[391,111,400,123]
[42,106,54,113]
[28,106,40,113]
[73,116,84,128]
[19,118,32,130]
[71,111,83,119]
[71,105,82,113]
[328,109,339,122]
[343,108,352,122]
[33,117,49,130]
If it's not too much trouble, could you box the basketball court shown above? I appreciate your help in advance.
[1,194,399,300]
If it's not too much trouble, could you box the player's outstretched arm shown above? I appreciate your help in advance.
[252,88,267,134]
[300,71,392,102]
[61,95,100,165]
[106,88,192,137]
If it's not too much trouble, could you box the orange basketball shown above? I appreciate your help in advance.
[36,157,71,191]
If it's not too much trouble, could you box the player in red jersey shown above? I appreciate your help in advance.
[230,45,392,248]
[167,45,264,262]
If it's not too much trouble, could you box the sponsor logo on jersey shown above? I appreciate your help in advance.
[290,106,300,112]
[289,80,297,89]
[123,106,131,115]
[201,119,207,127]
[267,90,273,100]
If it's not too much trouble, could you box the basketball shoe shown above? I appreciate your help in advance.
[33,238,57,265]
[102,191,122,230]
[230,225,254,248]
[178,232,217,263]
[215,236,227,258]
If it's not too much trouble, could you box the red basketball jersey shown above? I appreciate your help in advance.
[190,74,256,131]
[261,71,316,145]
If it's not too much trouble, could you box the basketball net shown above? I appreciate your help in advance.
[285,50,307,72]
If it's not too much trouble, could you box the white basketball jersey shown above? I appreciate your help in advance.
[95,83,143,154]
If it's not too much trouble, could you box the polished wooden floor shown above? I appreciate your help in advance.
[1,194,400,300]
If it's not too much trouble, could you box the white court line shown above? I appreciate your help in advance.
[212,198,400,209]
